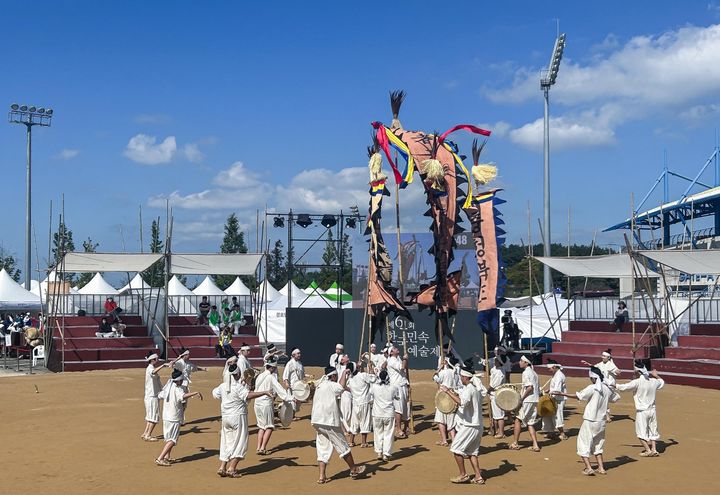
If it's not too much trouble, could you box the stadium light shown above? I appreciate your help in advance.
[8,103,54,290]
[321,214,337,229]
[273,216,285,228]
[539,33,566,293]
[296,214,313,228]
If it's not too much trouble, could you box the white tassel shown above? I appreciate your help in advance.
[368,152,386,183]
[472,163,497,186]
[423,159,445,191]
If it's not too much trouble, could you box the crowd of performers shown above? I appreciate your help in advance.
[139,341,665,483]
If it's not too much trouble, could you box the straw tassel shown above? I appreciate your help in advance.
[472,163,498,185]
[368,152,386,183]
[423,159,445,191]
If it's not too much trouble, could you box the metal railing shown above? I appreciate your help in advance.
[575,295,720,324]
[167,295,252,315]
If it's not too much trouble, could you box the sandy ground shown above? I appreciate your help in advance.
[1,367,715,494]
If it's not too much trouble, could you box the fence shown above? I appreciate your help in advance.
[575,296,720,324]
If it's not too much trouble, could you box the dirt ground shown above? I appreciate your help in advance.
[1,367,715,494]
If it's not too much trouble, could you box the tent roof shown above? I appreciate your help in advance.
[119,274,153,292]
[304,280,325,295]
[224,276,251,296]
[170,253,263,276]
[61,253,163,273]
[168,275,194,296]
[193,276,226,296]
[639,249,720,275]
[258,280,282,301]
[77,273,119,295]
[0,269,41,308]
[534,254,659,278]
[280,281,309,301]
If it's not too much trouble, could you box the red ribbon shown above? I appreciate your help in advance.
[438,124,492,146]
[371,121,403,185]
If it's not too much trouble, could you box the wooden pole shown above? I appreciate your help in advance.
[484,332,492,433]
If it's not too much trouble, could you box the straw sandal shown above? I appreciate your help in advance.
[228,470,242,478]
[639,450,652,457]
[317,478,329,484]
[595,469,607,475]
[360,443,370,448]
[508,443,521,450]
[450,474,471,484]
[528,446,541,452]
[350,465,366,478]
[559,434,568,440]
[435,441,449,446]
[472,477,486,485]
[582,468,595,476]
[217,468,226,477]
[155,458,171,467]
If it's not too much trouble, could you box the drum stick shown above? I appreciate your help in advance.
[483,332,493,433]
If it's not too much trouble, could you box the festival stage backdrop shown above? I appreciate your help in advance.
[352,232,482,310]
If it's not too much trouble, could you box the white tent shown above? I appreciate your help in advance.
[279,281,308,301]
[258,280,281,301]
[225,277,251,296]
[0,269,41,309]
[119,274,153,293]
[304,281,325,295]
[78,273,119,295]
[168,275,193,296]
[640,249,720,275]
[168,275,196,315]
[534,254,659,278]
[193,276,226,296]
[512,294,574,340]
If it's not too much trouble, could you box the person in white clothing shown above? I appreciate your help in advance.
[541,360,568,440]
[582,349,620,422]
[363,343,386,375]
[311,366,366,484]
[441,366,486,485]
[370,369,398,461]
[155,369,203,467]
[486,356,507,439]
[615,363,665,457]
[553,366,618,475]
[348,361,376,448]
[510,355,540,451]
[263,343,284,363]
[433,359,460,445]
[383,346,410,438]
[329,343,344,368]
[339,360,354,439]
[253,358,294,455]
[212,364,271,478]
[237,343,252,375]
[282,348,305,390]
[141,352,169,442]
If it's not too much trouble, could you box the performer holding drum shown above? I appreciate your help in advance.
[509,355,541,451]
[487,355,508,439]
[253,358,294,455]
[433,358,460,446]
[541,360,567,440]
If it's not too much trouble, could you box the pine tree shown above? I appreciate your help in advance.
[318,230,338,288]
[339,233,352,293]
[0,247,21,282]
[76,237,100,288]
[52,221,76,282]
[267,239,286,288]
[142,219,165,287]
[214,213,249,289]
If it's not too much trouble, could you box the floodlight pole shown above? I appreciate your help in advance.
[25,123,32,291]
[542,86,551,294]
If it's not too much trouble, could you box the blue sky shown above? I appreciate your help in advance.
[2,1,720,284]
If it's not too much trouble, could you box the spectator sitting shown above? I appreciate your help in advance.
[95,317,115,338]
[230,304,244,334]
[208,305,221,334]
[612,301,629,333]
[215,328,234,358]
[197,296,211,325]
[112,321,127,337]
[104,297,123,323]
[221,297,230,313]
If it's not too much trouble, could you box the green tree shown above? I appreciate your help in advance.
[338,233,352,293]
[0,247,21,282]
[142,219,165,287]
[267,239,286,288]
[318,230,338,288]
[214,213,250,290]
[75,237,100,288]
[52,221,76,282]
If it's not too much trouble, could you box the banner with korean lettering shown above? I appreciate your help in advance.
[463,189,506,333]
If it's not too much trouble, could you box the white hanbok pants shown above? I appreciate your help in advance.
[372,416,395,456]
[393,384,409,420]
[340,392,353,431]
[635,407,660,441]
[577,419,606,458]
[351,402,372,434]
[219,414,249,461]
[314,425,351,463]
[541,400,565,431]
[450,423,482,457]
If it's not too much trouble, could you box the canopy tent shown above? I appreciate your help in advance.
[499,293,552,308]
[224,276,251,296]
[167,275,196,315]
[258,280,281,301]
[61,253,163,273]
[0,269,41,310]
[323,281,352,302]
[639,249,720,275]
[304,280,325,295]
[534,254,659,278]
[193,276,226,296]
[170,253,263,276]
[279,281,308,301]
[167,275,194,296]
[119,274,153,293]
[77,273,119,295]
[512,294,574,340]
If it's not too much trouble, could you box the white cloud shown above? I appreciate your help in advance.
[124,134,177,165]
[55,148,80,160]
[679,103,720,123]
[213,161,261,188]
[182,143,204,163]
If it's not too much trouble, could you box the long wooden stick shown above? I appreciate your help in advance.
[484,332,492,432]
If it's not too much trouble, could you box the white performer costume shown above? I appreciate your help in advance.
[158,380,185,445]
[488,365,506,421]
[370,381,398,457]
[575,374,618,458]
[517,362,540,427]
[311,375,351,464]
[370,351,386,374]
[282,356,305,389]
[433,366,460,429]
[253,368,292,430]
[237,352,252,375]
[144,362,162,424]
[596,357,620,387]
[386,355,409,420]
[212,376,251,462]
[348,371,376,435]
[450,375,485,457]
[542,367,567,432]
[616,373,664,441]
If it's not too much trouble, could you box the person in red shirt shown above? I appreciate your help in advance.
[104,297,122,323]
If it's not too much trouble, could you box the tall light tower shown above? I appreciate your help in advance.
[540,33,566,293]
[8,104,53,290]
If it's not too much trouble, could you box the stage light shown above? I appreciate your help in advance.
[345,217,357,229]
[28,106,36,112]
[46,108,53,115]
[10,103,19,110]
[296,214,313,228]
[321,214,337,228]
[273,216,285,228]
[20,105,27,111]
[37,107,45,114]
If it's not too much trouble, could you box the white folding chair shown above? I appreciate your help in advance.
[32,345,45,367]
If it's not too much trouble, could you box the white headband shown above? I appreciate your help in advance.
[336,345,344,350]
[459,368,474,378]
[240,345,251,351]
[325,369,338,378]
[180,350,190,358]
[520,355,532,366]
[589,368,603,391]
[146,353,159,362]
[229,366,241,376]
[291,348,301,355]
[634,365,650,378]
[601,351,611,358]
[546,362,562,370]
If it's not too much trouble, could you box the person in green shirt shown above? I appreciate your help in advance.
[230,304,244,334]
[208,305,221,335]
